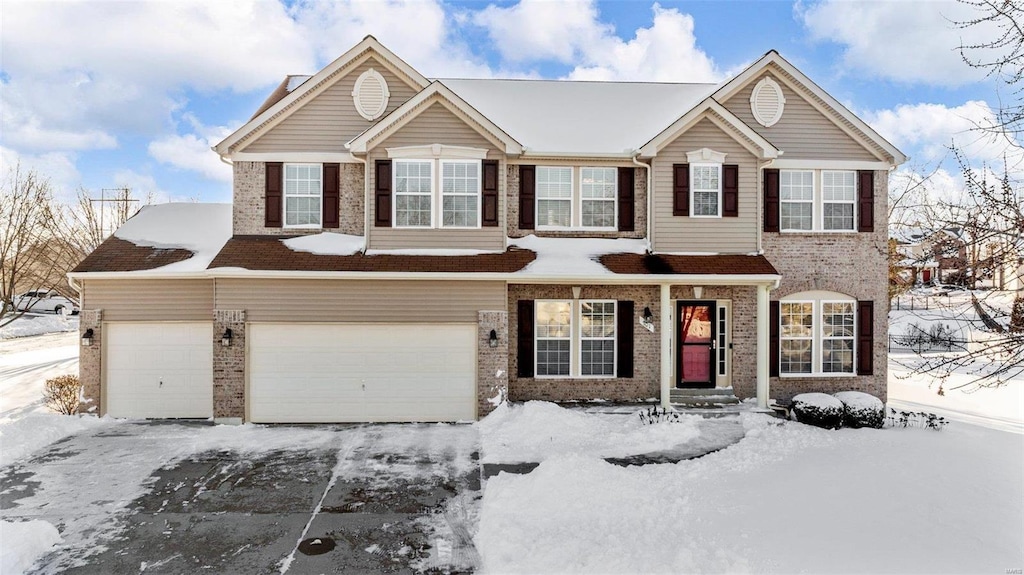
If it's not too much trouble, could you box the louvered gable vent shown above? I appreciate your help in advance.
[353,68,390,121]
[750,76,785,128]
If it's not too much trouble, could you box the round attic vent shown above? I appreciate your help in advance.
[352,68,390,121]
[749,76,785,128]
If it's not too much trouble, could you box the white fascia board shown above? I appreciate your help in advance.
[228,152,359,163]
[713,51,907,166]
[638,100,779,159]
[348,83,523,155]
[770,159,894,170]
[387,144,489,160]
[519,151,635,160]
[68,271,212,281]
[215,36,429,155]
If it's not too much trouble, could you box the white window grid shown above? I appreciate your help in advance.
[821,301,855,374]
[580,301,616,377]
[778,169,858,233]
[535,300,572,377]
[780,170,814,231]
[580,167,617,229]
[394,160,433,227]
[690,163,721,217]
[535,299,617,379]
[822,171,856,231]
[779,299,857,376]
[780,301,814,375]
[393,159,484,229]
[536,167,573,228]
[535,166,618,230]
[441,160,481,228]
[284,163,323,228]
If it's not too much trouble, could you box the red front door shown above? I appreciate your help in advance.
[677,301,716,388]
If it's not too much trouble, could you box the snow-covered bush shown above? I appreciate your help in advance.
[43,375,81,415]
[790,393,844,429]
[833,391,884,429]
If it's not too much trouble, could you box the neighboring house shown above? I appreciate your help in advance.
[891,227,939,285]
[70,36,905,423]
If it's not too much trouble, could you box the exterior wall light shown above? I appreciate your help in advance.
[640,307,656,333]
[222,328,233,347]
[488,329,498,348]
[81,328,94,347]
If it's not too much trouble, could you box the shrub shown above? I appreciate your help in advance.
[833,391,885,428]
[1010,294,1024,333]
[790,393,844,429]
[638,405,685,424]
[43,374,81,415]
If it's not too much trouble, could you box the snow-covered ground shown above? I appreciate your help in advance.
[0,314,78,340]
[0,331,79,420]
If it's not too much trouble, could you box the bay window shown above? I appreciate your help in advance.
[394,158,481,228]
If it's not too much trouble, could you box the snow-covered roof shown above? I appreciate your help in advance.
[439,79,716,156]
[111,203,232,272]
[508,235,648,275]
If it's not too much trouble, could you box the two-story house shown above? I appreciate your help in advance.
[70,36,905,423]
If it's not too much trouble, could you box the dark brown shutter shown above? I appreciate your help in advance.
[672,164,689,216]
[858,170,874,232]
[265,162,283,228]
[519,165,535,230]
[322,163,340,229]
[857,300,874,375]
[617,167,635,232]
[723,164,739,217]
[517,299,535,378]
[616,300,634,378]
[764,168,780,233]
[482,160,499,227]
[374,160,392,228]
[769,300,780,377]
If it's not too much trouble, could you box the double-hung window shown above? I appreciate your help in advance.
[394,158,481,228]
[535,300,616,378]
[691,163,722,217]
[822,171,856,231]
[284,164,322,228]
[780,295,855,376]
[536,166,617,229]
[780,170,814,230]
[778,169,856,232]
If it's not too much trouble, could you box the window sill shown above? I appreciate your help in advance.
[778,372,858,378]
[532,375,619,380]
[779,229,857,234]
[392,226,483,230]
[535,226,618,232]
[283,224,322,230]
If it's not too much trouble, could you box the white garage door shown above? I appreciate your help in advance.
[249,324,476,423]
[105,323,213,418]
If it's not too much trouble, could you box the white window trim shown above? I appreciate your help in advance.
[392,158,482,229]
[689,162,723,219]
[780,169,814,232]
[283,163,323,230]
[535,166,618,231]
[534,299,617,379]
[778,169,858,234]
[779,294,857,378]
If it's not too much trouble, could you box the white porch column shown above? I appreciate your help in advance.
[756,283,770,408]
[660,283,672,407]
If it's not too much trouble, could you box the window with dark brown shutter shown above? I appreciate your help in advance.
[617,167,635,232]
[519,165,535,230]
[763,168,780,233]
[265,162,283,228]
[322,163,340,229]
[857,300,874,375]
[482,159,499,227]
[616,300,634,378]
[723,164,739,217]
[673,164,689,216]
[374,160,392,227]
[857,171,874,232]
[517,299,535,378]
[769,300,780,377]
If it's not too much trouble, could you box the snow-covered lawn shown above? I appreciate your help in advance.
[0,332,79,420]
[0,314,78,340]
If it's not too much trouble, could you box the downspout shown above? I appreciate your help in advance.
[631,154,653,251]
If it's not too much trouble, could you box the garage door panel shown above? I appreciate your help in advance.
[249,323,476,423]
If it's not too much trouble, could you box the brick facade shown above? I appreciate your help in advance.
[78,310,102,414]
[213,310,246,421]
[762,169,889,402]
[233,161,364,237]
[476,311,508,417]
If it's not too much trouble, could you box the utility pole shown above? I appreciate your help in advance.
[90,187,139,239]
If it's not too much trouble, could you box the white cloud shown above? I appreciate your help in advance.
[473,1,720,82]
[148,116,234,183]
[0,146,82,202]
[798,0,1000,86]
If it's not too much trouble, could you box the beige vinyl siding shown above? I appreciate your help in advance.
[216,279,505,323]
[367,102,506,250]
[82,279,213,322]
[652,117,758,253]
[722,71,881,161]
[241,57,419,153]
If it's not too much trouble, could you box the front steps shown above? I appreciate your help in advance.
[670,387,740,408]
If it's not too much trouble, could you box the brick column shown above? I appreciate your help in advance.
[213,310,246,423]
[78,309,102,415]
[477,310,509,417]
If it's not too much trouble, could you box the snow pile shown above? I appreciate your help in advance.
[364,247,502,256]
[0,314,77,340]
[0,414,117,468]
[282,232,365,256]
[477,401,700,463]
[508,235,648,276]
[1,520,61,575]
[114,203,232,272]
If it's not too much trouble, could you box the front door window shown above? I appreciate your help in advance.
[678,302,716,388]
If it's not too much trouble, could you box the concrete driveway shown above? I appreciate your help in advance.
[0,421,480,574]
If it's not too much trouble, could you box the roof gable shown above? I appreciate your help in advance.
[639,99,779,159]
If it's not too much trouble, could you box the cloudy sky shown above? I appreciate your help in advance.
[1,0,1019,204]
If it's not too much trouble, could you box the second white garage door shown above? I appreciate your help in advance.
[248,323,477,423]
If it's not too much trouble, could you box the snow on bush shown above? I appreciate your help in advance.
[0,314,77,339]
[0,414,117,468]
[834,391,885,429]
[477,401,701,463]
[791,393,845,430]
[1,520,61,574]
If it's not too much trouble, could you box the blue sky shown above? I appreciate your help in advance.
[1,0,1018,204]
